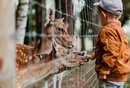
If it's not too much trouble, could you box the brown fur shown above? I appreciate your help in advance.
[15,18,74,70]
[0,59,2,70]
[15,41,87,88]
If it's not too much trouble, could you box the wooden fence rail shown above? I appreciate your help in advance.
[0,0,15,88]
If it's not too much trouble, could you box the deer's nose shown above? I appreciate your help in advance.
[71,44,74,48]
[67,44,74,49]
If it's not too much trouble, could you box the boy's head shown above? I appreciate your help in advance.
[94,0,123,25]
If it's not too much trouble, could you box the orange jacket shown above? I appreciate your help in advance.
[95,21,130,82]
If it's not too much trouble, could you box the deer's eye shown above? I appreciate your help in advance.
[58,28,64,32]
[66,51,70,54]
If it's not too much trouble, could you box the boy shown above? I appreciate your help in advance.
[89,0,130,88]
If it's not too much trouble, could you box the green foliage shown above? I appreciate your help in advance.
[124,26,130,46]
[124,73,130,88]
[120,0,130,26]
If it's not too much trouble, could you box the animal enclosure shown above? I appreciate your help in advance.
[0,0,102,88]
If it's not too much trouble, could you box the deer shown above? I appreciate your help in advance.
[15,39,88,88]
[15,8,75,88]
[15,8,78,88]
[43,39,87,88]
[15,9,74,70]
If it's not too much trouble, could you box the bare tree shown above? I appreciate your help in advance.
[35,0,47,41]
[24,0,47,45]
[15,0,29,44]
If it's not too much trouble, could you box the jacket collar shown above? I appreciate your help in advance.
[107,21,121,27]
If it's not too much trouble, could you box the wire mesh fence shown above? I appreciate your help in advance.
[20,0,102,88]
[1,0,102,88]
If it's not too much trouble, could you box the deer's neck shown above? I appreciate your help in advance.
[16,54,56,88]
[38,36,52,54]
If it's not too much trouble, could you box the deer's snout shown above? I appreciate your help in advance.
[71,44,74,48]
[67,44,74,49]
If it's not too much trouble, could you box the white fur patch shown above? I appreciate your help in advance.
[15,50,18,52]
[16,68,18,71]
[24,54,26,56]
[21,52,23,55]
[25,59,28,62]
[29,56,32,60]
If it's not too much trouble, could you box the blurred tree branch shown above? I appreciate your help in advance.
[55,0,74,35]
[120,0,130,26]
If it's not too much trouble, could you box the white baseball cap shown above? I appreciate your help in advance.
[94,0,123,15]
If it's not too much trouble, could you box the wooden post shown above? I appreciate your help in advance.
[0,0,15,88]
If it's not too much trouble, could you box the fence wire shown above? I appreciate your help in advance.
[12,0,102,88]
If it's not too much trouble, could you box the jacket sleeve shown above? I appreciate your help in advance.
[99,28,120,75]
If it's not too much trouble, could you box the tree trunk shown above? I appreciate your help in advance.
[80,0,90,51]
[0,0,15,88]
[24,0,47,45]
[35,0,47,41]
[55,0,74,35]
[15,0,29,44]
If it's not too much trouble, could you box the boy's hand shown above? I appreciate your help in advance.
[86,53,95,60]
[99,74,107,79]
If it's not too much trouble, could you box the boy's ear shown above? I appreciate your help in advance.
[116,15,121,19]
[101,11,107,18]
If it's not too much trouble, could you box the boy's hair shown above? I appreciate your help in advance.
[98,6,107,12]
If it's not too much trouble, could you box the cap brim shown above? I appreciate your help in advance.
[93,2,100,6]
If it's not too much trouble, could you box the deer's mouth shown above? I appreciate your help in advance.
[54,38,74,49]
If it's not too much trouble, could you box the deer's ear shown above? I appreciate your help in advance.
[60,17,64,22]
[49,8,54,23]
[52,38,58,53]
[49,20,54,25]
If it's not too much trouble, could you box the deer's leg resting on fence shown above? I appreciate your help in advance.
[58,71,67,88]
[53,74,57,88]
[44,81,48,88]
